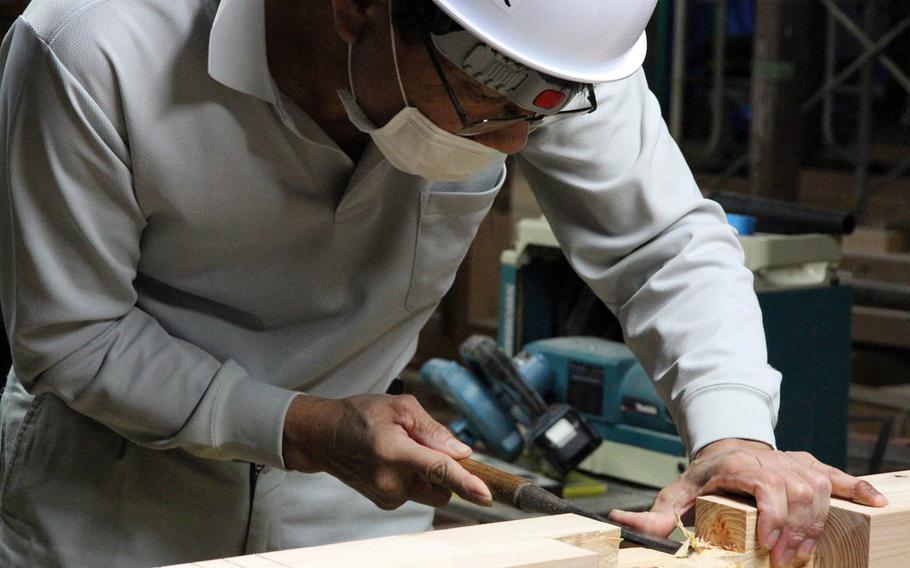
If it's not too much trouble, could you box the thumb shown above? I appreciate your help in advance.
[396,440,492,506]
[609,503,679,538]
[396,396,473,459]
[609,510,678,537]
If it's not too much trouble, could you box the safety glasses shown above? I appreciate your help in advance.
[421,33,598,136]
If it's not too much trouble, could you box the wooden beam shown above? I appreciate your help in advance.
[165,471,910,567]
[826,470,910,567]
[618,546,767,568]
[693,470,910,567]
[695,495,761,554]
[161,514,621,568]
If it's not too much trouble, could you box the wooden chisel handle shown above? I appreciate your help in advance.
[459,458,684,556]
[459,458,531,506]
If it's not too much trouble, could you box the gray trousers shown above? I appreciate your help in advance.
[0,375,432,567]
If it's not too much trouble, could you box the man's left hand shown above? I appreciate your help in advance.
[609,439,889,567]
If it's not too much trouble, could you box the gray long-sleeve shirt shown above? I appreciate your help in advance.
[1,0,780,475]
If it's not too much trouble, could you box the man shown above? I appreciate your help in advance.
[0,0,886,567]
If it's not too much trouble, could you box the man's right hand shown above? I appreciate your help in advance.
[282,393,493,510]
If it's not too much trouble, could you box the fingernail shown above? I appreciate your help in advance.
[608,509,630,522]
[857,480,889,506]
[765,529,781,550]
[446,439,472,455]
[473,488,492,506]
[797,538,816,561]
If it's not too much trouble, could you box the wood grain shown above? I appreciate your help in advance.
[618,546,766,567]
[460,458,529,505]
[694,495,759,553]
[828,470,910,567]
[163,471,910,568]
[160,514,620,568]
[694,470,910,568]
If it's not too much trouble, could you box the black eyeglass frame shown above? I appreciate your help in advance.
[420,33,599,136]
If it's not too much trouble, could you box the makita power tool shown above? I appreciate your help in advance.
[422,336,686,483]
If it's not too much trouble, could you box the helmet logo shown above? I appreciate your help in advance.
[489,0,519,14]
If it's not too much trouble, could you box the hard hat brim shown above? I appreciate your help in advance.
[461,28,647,84]
[430,0,650,84]
[548,31,648,83]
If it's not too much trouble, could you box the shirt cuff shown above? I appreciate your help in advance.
[210,363,300,469]
[681,385,778,459]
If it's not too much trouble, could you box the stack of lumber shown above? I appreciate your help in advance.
[841,229,910,417]
[164,470,910,568]
[842,228,910,353]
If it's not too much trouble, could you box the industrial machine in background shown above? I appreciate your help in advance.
[423,335,604,476]
[425,194,856,488]
[489,197,853,486]
[423,335,686,486]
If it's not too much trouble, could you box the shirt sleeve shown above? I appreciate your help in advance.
[0,20,298,468]
[517,69,781,458]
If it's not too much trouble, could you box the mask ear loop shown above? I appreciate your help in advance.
[348,1,409,107]
[388,0,410,106]
[348,43,357,101]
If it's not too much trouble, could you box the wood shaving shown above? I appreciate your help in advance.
[674,512,714,556]
[674,538,690,558]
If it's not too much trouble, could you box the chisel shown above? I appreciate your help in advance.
[460,458,683,556]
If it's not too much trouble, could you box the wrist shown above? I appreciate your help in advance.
[282,395,339,473]
[695,438,773,461]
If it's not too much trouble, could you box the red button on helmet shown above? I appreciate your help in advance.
[533,90,566,110]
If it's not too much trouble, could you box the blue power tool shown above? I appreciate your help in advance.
[423,336,602,475]
[422,336,686,482]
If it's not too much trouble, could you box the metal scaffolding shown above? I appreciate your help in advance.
[672,0,910,214]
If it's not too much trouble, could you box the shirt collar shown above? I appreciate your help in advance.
[208,0,277,104]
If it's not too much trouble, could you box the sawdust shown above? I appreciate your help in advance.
[673,512,724,558]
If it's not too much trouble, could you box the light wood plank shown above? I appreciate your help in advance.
[164,472,910,567]
[161,514,619,568]
[695,495,759,553]
[828,471,910,567]
[618,546,765,567]
[260,537,600,568]
[693,470,910,568]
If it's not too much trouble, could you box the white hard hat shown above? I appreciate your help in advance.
[429,0,658,83]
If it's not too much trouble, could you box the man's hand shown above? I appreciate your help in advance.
[282,393,493,510]
[609,439,888,567]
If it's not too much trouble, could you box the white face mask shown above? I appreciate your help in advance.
[337,4,505,182]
